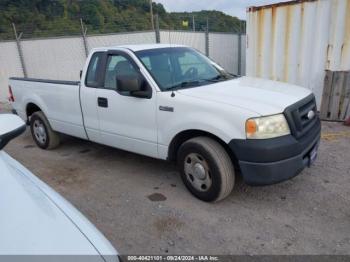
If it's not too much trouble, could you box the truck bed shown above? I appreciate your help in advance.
[9,77,87,140]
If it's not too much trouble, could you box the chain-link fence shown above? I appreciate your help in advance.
[0,18,246,102]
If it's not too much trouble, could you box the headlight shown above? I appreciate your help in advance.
[246,114,290,139]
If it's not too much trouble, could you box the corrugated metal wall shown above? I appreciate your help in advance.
[246,0,350,107]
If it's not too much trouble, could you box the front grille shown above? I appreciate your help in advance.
[284,94,318,139]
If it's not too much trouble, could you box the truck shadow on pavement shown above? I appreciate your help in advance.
[21,130,301,204]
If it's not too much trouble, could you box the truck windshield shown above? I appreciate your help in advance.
[135,47,236,91]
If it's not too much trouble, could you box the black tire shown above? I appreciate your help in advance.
[30,111,60,150]
[177,136,235,202]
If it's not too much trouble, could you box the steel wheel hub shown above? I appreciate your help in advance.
[184,153,212,192]
[193,163,206,180]
[33,119,47,144]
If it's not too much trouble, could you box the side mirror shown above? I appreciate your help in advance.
[116,75,152,99]
[0,114,26,150]
[116,74,142,92]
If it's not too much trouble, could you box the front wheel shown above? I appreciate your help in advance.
[177,137,235,202]
[30,111,60,150]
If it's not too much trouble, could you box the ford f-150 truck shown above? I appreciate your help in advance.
[9,44,321,202]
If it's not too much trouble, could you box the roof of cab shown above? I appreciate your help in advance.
[91,43,187,53]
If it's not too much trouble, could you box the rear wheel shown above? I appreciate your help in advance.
[30,111,60,149]
[177,136,235,202]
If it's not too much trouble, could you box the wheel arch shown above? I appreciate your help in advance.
[26,103,42,123]
[167,129,238,165]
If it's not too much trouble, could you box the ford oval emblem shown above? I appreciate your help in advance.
[307,110,315,120]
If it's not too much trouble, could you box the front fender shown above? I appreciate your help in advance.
[157,93,256,149]
[159,112,242,146]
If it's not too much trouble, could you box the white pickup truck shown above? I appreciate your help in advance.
[9,44,321,202]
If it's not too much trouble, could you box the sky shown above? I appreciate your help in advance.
[154,0,290,20]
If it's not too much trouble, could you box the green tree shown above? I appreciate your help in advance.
[0,0,245,40]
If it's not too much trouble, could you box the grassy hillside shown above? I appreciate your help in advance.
[0,0,245,40]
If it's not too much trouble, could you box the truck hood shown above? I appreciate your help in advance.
[0,151,116,260]
[177,76,312,116]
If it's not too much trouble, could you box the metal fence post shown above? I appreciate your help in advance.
[12,23,27,77]
[154,14,160,43]
[150,0,154,30]
[205,17,209,57]
[237,33,242,75]
[80,18,89,57]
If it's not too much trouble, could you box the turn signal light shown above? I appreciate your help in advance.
[246,119,257,135]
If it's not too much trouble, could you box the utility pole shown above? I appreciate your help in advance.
[205,17,209,56]
[150,0,154,30]
[192,15,195,32]
[238,33,242,76]
[154,14,160,43]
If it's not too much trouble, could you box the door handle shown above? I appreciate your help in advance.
[98,97,108,108]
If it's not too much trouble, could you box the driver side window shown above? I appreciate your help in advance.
[104,55,138,90]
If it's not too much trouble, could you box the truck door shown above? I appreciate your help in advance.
[94,50,158,158]
[80,51,104,142]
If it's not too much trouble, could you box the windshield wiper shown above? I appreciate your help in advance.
[166,80,201,91]
[207,73,240,82]
[166,73,239,91]
[228,72,240,78]
[201,74,230,83]
[207,75,226,82]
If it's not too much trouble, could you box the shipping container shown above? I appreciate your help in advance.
[246,0,350,108]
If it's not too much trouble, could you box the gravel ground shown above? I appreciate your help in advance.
[3,117,350,255]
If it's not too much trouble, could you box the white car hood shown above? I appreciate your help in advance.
[0,151,116,260]
[178,76,312,116]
